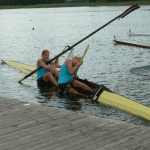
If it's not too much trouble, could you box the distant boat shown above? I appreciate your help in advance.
[113,36,150,49]
[129,29,150,36]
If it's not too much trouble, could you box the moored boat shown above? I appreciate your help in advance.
[129,29,150,36]
[113,36,150,49]
[2,59,150,121]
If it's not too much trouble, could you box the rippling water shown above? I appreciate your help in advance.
[0,5,150,127]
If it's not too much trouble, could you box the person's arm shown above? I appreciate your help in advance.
[52,64,61,68]
[50,62,55,65]
[55,58,59,66]
[50,61,61,68]
[50,60,59,66]
[55,65,61,68]
[66,60,82,74]
[37,60,52,70]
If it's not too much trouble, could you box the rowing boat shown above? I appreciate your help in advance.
[114,40,150,49]
[129,29,150,36]
[113,36,150,49]
[2,60,150,121]
[3,60,37,77]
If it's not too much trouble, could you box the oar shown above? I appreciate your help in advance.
[18,5,140,83]
[63,45,90,95]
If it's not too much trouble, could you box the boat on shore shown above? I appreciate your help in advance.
[1,59,150,121]
[129,29,150,36]
[113,36,150,49]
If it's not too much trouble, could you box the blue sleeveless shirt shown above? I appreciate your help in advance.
[58,64,73,84]
[37,66,47,80]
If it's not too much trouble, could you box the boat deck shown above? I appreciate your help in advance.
[0,97,150,150]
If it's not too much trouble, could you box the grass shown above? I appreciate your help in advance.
[0,1,150,9]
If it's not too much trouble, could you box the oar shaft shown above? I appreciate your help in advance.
[18,70,37,83]
[67,5,139,51]
[18,5,139,83]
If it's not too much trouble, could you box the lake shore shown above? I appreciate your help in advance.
[0,1,150,9]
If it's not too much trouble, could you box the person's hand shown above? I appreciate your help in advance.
[75,75,78,78]
[49,65,54,69]
[77,62,82,66]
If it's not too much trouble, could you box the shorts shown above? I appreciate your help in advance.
[59,82,73,93]
[37,76,50,87]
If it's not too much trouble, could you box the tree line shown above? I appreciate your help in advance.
[0,0,65,6]
[0,0,143,5]
[88,0,142,2]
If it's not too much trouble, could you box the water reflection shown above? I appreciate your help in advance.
[36,78,100,111]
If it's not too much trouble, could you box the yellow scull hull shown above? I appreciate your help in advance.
[3,60,150,121]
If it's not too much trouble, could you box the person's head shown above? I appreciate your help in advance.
[41,50,50,61]
[72,56,80,65]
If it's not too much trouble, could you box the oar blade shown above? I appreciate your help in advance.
[18,69,37,83]
[18,78,24,83]
[118,5,140,19]
[87,45,90,49]
[80,45,90,62]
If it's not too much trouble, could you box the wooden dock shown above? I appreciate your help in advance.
[0,97,150,150]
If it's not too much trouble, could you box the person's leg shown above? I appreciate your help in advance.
[72,79,92,91]
[68,87,87,97]
[43,72,58,86]
[50,68,59,78]
[59,83,88,97]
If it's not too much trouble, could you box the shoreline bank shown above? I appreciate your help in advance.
[0,1,150,9]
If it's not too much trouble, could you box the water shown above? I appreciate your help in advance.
[0,5,150,127]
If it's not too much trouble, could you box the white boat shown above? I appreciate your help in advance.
[129,29,150,36]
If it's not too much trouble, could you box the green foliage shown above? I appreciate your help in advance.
[0,0,65,6]
[88,0,97,3]
[88,0,150,3]
[0,0,150,8]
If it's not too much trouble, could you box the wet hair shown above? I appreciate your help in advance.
[41,50,50,57]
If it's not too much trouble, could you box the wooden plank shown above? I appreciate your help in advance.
[54,124,135,150]
[7,118,97,150]
[0,97,150,150]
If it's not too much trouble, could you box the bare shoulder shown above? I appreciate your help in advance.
[37,59,42,63]
[65,60,72,66]
[37,59,42,66]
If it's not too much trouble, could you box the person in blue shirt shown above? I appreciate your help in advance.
[37,50,61,86]
[58,56,94,97]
